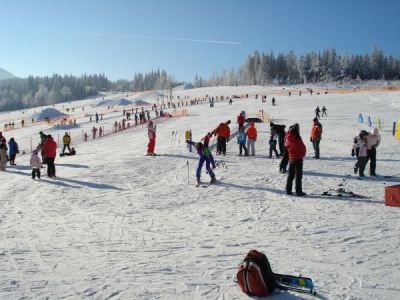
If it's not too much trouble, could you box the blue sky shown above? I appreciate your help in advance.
[1,0,399,81]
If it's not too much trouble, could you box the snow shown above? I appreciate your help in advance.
[30,108,68,121]
[1,86,400,299]
[97,98,134,107]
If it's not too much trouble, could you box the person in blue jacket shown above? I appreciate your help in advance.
[237,128,248,156]
[186,140,216,186]
[8,137,19,165]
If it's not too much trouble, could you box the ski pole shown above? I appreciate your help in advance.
[187,160,189,184]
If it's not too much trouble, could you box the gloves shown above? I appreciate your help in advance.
[351,149,355,157]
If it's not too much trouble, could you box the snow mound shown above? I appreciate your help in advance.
[96,98,134,107]
[133,99,149,106]
[31,108,68,121]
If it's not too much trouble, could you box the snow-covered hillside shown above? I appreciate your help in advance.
[0,86,399,299]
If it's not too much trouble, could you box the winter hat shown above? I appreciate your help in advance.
[372,128,379,135]
[270,122,274,127]
[313,117,318,123]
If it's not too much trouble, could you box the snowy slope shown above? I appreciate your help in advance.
[0,86,399,299]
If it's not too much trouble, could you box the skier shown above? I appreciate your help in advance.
[229,99,233,105]
[315,106,321,119]
[99,126,103,137]
[310,118,323,159]
[92,126,98,139]
[0,143,7,171]
[147,121,157,156]
[42,135,57,178]
[186,140,216,186]
[322,106,327,117]
[215,121,231,155]
[237,112,245,132]
[272,97,276,106]
[268,129,279,158]
[84,132,88,141]
[352,130,368,177]
[8,137,19,165]
[366,128,381,176]
[114,121,118,132]
[285,123,306,196]
[95,112,99,123]
[30,149,42,179]
[237,127,248,156]
[201,132,216,168]
[246,122,257,156]
[270,122,286,156]
[62,132,71,154]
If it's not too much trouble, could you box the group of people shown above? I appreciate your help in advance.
[0,132,20,171]
[352,128,381,177]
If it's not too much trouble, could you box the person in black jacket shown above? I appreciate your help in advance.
[270,122,286,156]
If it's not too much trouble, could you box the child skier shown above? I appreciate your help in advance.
[147,121,157,155]
[201,132,216,168]
[353,130,368,177]
[186,140,216,186]
[30,149,42,179]
[237,128,248,156]
[268,129,279,158]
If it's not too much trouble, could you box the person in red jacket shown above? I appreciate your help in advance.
[215,120,231,155]
[147,121,157,155]
[42,134,57,178]
[285,123,306,196]
[246,122,257,156]
[237,113,245,131]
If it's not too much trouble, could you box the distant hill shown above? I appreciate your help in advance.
[0,67,15,80]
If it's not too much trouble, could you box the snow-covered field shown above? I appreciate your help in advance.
[1,86,400,299]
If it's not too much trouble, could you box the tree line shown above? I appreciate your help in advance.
[0,69,176,112]
[193,47,400,87]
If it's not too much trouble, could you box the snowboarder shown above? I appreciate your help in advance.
[246,122,257,156]
[186,140,216,186]
[285,123,306,196]
[322,106,327,117]
[30,150,42,179]
[215,121,231,155]
[315,106,321,119]
[237,112,245,132]
[62,132,71,154]
[237,127,248,156]
[42,135,57,178]
[147,121,157,155]
[268,129,279,158]
[310,118,322,159]
[8,138,19,165]
[366,128,381,176]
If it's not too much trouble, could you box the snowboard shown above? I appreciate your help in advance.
[60,152,76,157]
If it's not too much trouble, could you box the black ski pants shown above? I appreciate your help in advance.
[46,157,56,178]
[32,168,41,179]
[286,159,303,194]
[366,148,377,175]
[217,137,227,155]
[312,139,320,158]
[279,148,289,172]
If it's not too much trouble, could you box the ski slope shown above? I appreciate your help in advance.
[0,86,400,299]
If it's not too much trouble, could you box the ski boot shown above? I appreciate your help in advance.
[210,175,216,184]
[196,177,201,187]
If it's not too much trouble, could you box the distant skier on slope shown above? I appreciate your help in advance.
[186,140,216,186]
[321,106,327,117]
[315,106,321,119]
[146,121,157,156]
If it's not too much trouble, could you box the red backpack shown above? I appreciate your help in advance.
[237,250,277,297]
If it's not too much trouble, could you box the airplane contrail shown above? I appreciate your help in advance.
[79,32,242,45]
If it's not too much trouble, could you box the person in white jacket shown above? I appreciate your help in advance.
[353,131,368,177]
[366,128,381,176]
[30,150,42,179]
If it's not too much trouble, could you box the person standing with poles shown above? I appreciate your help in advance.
[62,132,72,155]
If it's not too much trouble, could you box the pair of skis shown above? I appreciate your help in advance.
[274,273,317,296]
